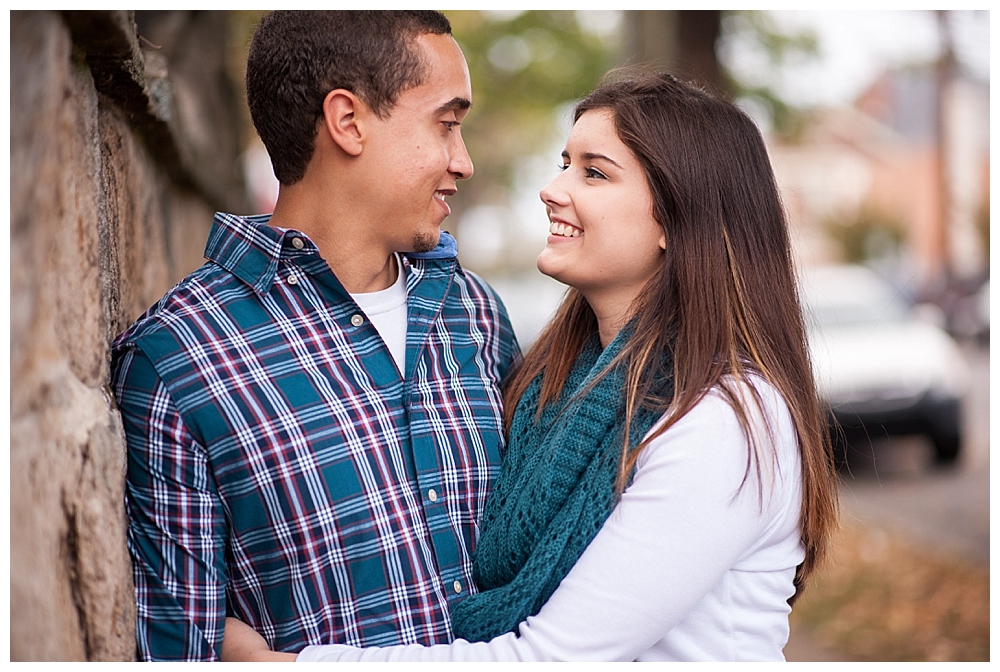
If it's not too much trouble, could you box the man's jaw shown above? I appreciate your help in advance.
[412,230,439,253]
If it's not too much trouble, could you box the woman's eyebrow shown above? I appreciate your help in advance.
[581,152,623,169]
[560,150,623,169]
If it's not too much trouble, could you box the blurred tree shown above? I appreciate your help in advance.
[226,11,267,148]
[621,11,819,138]
[975,195,988,256]
[821,204,907,265]
[445,11,619,211]
[621,11,723,91]
[717,11,819,138]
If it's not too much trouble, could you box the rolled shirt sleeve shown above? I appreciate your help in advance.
[114,345,229,661]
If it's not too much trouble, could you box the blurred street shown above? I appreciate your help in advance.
[834,340,988,565]
[784,340,989,661]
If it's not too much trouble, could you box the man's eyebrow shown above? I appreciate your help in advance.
[436,97,472,114]
[563,150,623,169]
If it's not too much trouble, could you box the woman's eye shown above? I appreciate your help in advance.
[584,167,607,179]
[558,164,569,172]
[443,121,459,131]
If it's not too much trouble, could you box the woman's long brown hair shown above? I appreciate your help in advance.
[503,71,838,600]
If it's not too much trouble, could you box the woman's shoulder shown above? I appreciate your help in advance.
[712,374,795,437]
[638,374,799,483]
[652,374,793,438]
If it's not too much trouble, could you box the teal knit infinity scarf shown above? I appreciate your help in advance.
[450,326,675,642]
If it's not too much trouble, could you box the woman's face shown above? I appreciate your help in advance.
[537,109,666,311]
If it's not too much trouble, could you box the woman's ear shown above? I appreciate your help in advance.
[321,89,364,157]
[658,233,667,250]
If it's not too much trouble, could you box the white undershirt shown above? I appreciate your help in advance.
[298,377,805,662]
[350,253,408,375]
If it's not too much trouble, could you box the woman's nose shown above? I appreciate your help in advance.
[539,174,567,208]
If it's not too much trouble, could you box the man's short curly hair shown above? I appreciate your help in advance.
[246,11,453,185]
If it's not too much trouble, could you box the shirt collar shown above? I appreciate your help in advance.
[204,212,285,295]
[406,231,458,261]
[204,212,461,295]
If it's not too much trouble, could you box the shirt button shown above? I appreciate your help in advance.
[291,237,305,250]
[286,274,298,285]
[350,314,364,327]
[427,488,438,503]
[453,581,463,594]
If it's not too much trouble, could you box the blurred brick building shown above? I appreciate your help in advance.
[770,64,989,298]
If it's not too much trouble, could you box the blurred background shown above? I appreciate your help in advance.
[237,11,991,661]
[8,9,989,661]
[237,10,989,347]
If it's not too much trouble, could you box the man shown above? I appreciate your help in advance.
[111,11,519,661]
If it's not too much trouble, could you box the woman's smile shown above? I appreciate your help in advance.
[548,219,583,239]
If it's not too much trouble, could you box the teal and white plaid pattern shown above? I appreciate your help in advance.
[112,213,519,660]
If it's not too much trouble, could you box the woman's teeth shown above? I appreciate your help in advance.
[549,221,581,237]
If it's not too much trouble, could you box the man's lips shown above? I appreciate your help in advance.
[435,189,455,216]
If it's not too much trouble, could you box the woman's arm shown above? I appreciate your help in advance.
[221,618,296,662]
[246,382,801,662]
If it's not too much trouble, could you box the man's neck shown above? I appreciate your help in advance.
[269,183,398,294]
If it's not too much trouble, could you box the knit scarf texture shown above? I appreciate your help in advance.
[450,327,675,642]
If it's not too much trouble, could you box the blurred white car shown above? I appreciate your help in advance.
[800,265,969,465]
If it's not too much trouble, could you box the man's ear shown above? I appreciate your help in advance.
[321,89,364,157]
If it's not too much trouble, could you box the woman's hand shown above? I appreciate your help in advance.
[221,617,297,662]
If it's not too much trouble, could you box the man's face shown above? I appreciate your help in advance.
[359,33,474,253]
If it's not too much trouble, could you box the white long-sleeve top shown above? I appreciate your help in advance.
[298,378,804,662]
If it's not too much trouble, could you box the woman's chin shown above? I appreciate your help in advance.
[535,255,564,284]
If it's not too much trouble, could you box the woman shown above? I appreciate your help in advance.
[222,70,839,662]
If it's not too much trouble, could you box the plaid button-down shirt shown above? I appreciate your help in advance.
[111,213,519,661]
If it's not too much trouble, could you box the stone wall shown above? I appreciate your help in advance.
[10,10,251,660]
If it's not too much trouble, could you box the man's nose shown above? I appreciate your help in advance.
[451,134,474,180]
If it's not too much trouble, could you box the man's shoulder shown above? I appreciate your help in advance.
[116,211,279,347]
[457,267,506,309]
[404,233,508,318]
[445,267,521,357]
[113,261,246,357]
